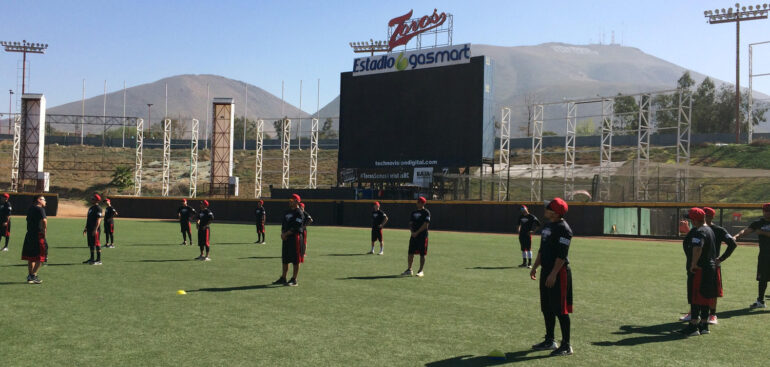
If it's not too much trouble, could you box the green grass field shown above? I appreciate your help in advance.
[1,218,768,366]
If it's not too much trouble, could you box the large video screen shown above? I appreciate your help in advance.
[338,56,494,181]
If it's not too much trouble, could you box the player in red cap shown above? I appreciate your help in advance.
[529,198,574,356]
[734,202,770,309]
[700,207,736,323]
[299,202,313,252]
[177,198,196,246]
[369,201,388,255]
[0,192,12,252]
[273,194,304,286]
[83,194,103,265]
[21,195,47,284]
[102,198,118,248]
[195,200,214,260]
[517,204,541,268]
[678,207,719,336]
[255,199,266,244]
[402,196,430,277]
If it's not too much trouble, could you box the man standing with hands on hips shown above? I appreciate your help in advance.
[83,194,103,265]
[530,198,573,356]
[517,204,540,268]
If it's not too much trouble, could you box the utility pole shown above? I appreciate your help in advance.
[0,40,48,95]
[7,90,13,135]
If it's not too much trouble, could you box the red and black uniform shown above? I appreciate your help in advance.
[255,207,266,234]
[21,205,47,262]
[371,209,387,242]
[538,220,573,316]
[408,208,431,255]
[86,204,102,250]
[683,225,719,308]
[104,206,116,243]
[281,208,305,265]
[301,210,313,247]
[0,200,11,248]
[749,218,770,283]
[178,205,196,244]
[197,209,214,250]
[710,224,737,298]
[518,213,540,251]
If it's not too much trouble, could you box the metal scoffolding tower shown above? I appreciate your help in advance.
[530,104,544,201]
[635,94,651,201]
[498,107,510,201]
[10,115,20,191]
[254,119,264,198]
[676,91,692,201]
[564,102,577,200]
[211,98,236,196]
[598,98,614,202]
[162,118,171,196]
[134,118,143,196]
[281,118,291,189]
[309,117,319,189]
[189,118,199,198]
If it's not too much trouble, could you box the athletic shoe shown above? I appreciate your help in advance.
[92,261,102,265]
[518,263,528,268]
[31,276,42,284]
[531,339,558,351]
[527,265,533,269]
[26,274,33,284]
[679,313,691,321]
[272,277,287,285]
[261,241,266,244]
[368,250,375,254]
[82,259,94,264]
[287,278,298,287]
[1,247,7,251]
[699,323,710,335]
[254,240,260,244]
[550,343,573,356]
[707,314,718,324]
[401,269,413,276]
[194,256,204,260]
[378,251,384,255]
[203,257,211,261]
[677,323,700,336]
[180,242,186,246]
[750,300,767,309]
[416,271,424,277]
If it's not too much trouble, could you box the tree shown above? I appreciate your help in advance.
[613,94,639,133]
[320,118,338,139]
[576,118,596,136]
[110,165,134,189]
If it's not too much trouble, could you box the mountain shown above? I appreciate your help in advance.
[47,74,311,135]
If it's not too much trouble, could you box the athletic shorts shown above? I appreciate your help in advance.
[198,227,210,248]
[539,266,573,315]
[408,235,428,256]
[282,233,305,265]
[87,230,101,248]
[180,220,191,233]
[256,222,265,233]
[691,268,718,308]
[104,220,114,235]
[21,232,47,262]
[519,234,532,251]
[0,220,10,237]
[716,266,724,297]
[757,253,770,282]
[371,228,382,242]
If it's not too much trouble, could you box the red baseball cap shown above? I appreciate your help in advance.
[290,194,301,203]
[763,203,770,212]
[2,193,9,199]
[686,207,705,221]
[520,204,528,212]
[373,201,380,206]
[103,198,110,203]
[92,193,101,201]
[702,207,716,217]
[182,198,187,203]
[299,202,305,209]
[258,200,264,204]
[417,196,427,204]
[202,200,209,206]
[545,198,568,216]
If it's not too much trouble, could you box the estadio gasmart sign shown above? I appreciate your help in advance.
[352,43,471,76]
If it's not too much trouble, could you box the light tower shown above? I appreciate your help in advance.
[0,40,48,95]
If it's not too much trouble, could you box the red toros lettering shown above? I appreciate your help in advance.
[388,9,447,51]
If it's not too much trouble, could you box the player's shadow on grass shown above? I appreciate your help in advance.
[466,266,515,270]
[129,259,195,263]
[592,322,689,346]
[714,307,768,319]
[325,253,368,257]
[239,256,282,260]
[339,275,406,280]
[188,284,279,292]
[425,350,550,366]
[2,263,80,267]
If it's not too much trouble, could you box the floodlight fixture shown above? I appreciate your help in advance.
[0,39,48,95]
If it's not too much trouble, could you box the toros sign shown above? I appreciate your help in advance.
[388,9,448,51]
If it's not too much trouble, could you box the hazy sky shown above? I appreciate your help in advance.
[1,0,768,111]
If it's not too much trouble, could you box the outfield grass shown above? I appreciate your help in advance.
[0,218,768,366]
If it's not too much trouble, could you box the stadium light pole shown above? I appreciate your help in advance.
[704,3,769,143]
[8,90,13,135]
[349,39,389,56]
[147,104,153,139]
[0,40,48,95]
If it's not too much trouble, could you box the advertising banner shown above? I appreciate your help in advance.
[352,43,471,77]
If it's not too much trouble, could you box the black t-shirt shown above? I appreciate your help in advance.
[255,207,266,222]
[86,205,102,231]
[410,208,431,235]
[26,205,45,234]
[0,201,12,221]
[282,208,304,234]
[372,210,387,228]
[104,206,117,221]
[538,220,573,273]
[301,211,313,229]
[197,209,214,228]
[518,214,540,235]
[749,218,770,253]
[683,225,716,271]
[709,224,737,260]
[178,206,195,222]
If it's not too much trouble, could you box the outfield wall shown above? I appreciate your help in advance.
[6,192,59,216]
[106,196,763,239]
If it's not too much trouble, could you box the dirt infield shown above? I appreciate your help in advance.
[56,199,88,218]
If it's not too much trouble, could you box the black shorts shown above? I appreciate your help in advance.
[87,231,101,248]
[180,220,191,232]
[539,266,573,315]
[21,232,47,262]
[757,253,770,282]
[371,228,383,242]
[408,235,428,256]
[519,234,532,251]
[282,233,305,265]
[256,222,265,233]
[198,227,210,248]
[104,220,114,235]
[1,219,10,237]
